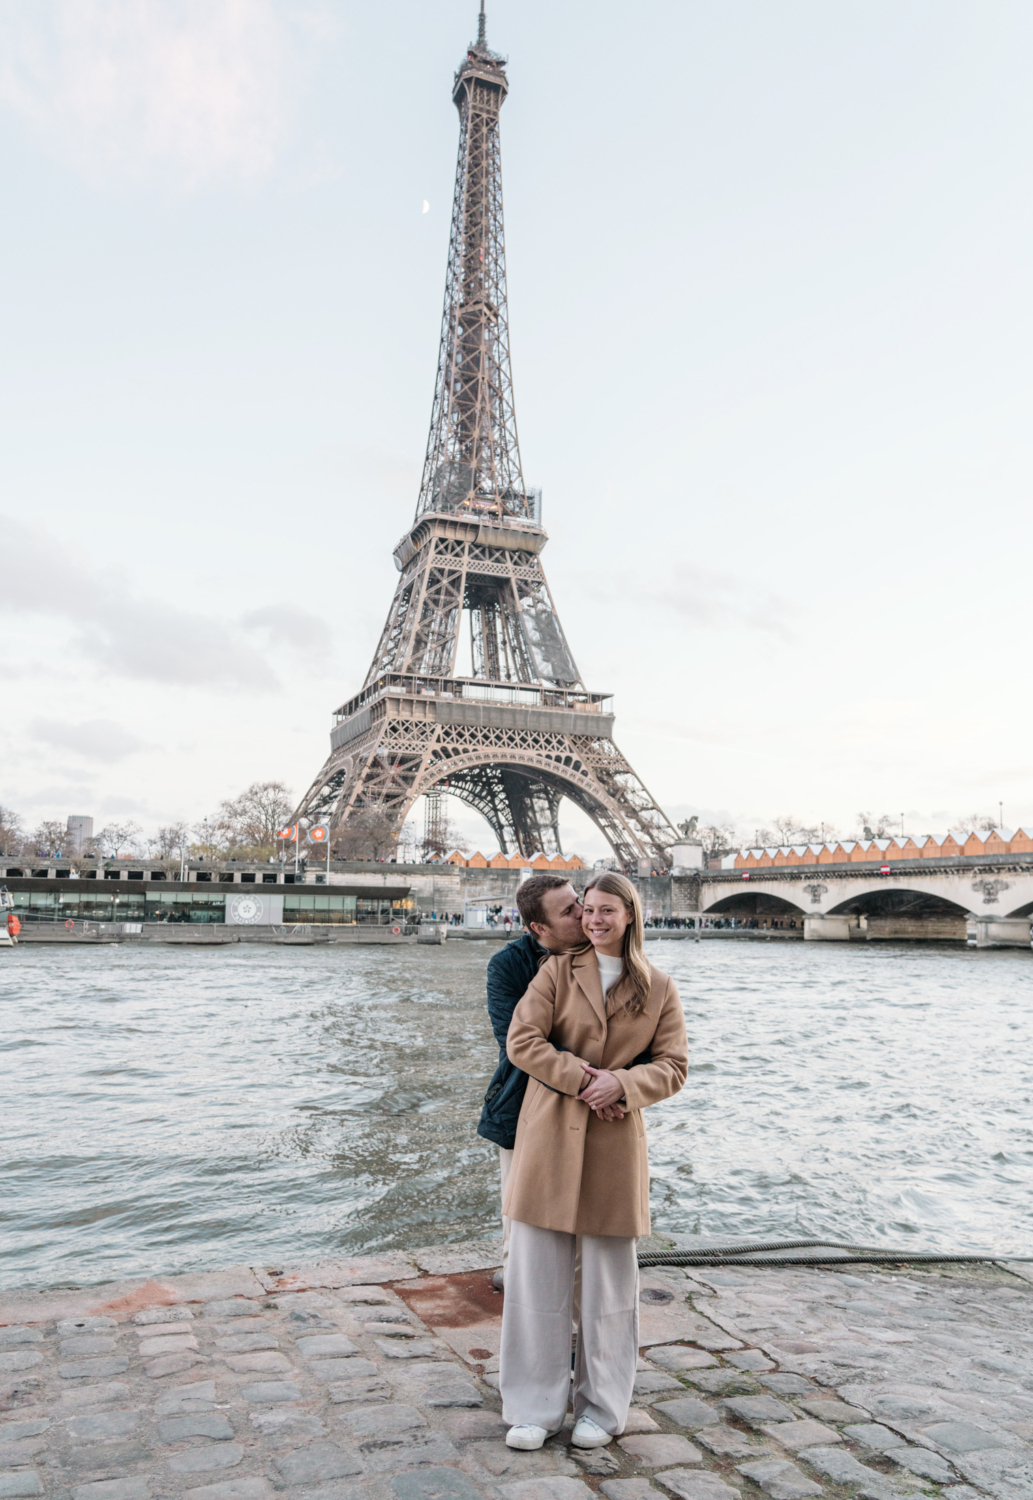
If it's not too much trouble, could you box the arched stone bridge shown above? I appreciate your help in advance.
[699,856,1033,946]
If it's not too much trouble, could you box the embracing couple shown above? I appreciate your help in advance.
[477,871,688,1453]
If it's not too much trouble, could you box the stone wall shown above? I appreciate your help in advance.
[437,864,704,918]
[865,915,968,942]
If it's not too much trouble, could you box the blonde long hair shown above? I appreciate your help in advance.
[581,871,651,1016]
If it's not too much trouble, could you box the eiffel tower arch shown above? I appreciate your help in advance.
[295,6,677,868]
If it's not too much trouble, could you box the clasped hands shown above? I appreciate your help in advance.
[577,1062,625,1121]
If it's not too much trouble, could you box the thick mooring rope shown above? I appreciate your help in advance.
[636,1238,1033,1269]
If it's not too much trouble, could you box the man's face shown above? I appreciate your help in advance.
[532,883,585,951]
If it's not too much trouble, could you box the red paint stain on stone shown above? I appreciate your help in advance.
[390,1272,503,1331]
[89,1281,184,1320]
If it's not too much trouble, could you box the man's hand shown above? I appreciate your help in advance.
[578,1063,624,1111]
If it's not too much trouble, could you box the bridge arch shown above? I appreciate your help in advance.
[826,887,970,919]
[703,890,805,926]
[824,886,971,941]
[701,885,806,916]
[412,751,648,864]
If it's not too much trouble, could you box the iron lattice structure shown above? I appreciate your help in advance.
[418,3,526,524]
[295,7,677,866]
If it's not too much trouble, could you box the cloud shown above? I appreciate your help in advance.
[651,566,801,643]
[241,604,331,656]
[631,717,735,746]
[665,801,740,829]
[0,0,301,188]
[581,564,799,643]
[17,782,97,810]
[1,513,277,690]
[99,795,148,814]
[29,717,148,761]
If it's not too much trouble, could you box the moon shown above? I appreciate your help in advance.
[422,200,430,214]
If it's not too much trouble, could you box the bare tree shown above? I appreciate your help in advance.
[0,806,25,856]
[422,818,471,862]
[216,782,293,858]
[396,821,421,863]
[97,820,143,857]
[32,819,68,857]
[190,819,226,862]
[332,810,400,862]
[773,814,802,845]
[149,823,190,861]
[771,814,837,846]
[856,811,895,840]
[695,822,736,857]
[952,813,997,836]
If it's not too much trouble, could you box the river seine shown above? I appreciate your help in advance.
[1,940,1030,1290]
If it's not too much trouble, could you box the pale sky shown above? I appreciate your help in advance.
[2,0,1031,862]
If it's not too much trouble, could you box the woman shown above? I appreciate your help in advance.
[499,871,688,1450]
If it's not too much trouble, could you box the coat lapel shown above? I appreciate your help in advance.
[571,948,607,1026]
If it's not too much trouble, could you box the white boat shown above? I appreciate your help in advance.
[0,884,16,946]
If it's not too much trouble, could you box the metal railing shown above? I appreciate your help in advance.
[334,672,611,724]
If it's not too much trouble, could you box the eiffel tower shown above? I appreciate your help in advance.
[295,5,677,867]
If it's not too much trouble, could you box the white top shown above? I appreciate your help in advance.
[595,952,624,1003]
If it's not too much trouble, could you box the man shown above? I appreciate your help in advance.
[477,875,586,1286]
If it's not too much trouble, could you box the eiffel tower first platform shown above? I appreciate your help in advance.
[295,7,677,867]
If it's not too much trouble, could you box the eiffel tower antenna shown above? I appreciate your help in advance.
[294,14,678,867]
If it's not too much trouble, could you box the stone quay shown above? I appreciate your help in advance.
[2,1242,1031,1500]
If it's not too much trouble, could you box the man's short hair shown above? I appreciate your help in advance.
[516,873,574,930]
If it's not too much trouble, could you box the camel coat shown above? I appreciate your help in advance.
[502,949,688,1238]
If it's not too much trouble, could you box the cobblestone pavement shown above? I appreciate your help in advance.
[1,1249,1031,1500]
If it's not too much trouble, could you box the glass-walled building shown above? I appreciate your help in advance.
[9,887,226,924]
[282,892,412,925]
[5,881,413,926]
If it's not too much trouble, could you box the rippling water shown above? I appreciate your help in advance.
[1,939,1031,1290]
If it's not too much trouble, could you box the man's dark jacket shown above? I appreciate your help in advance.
[477,933,544,1150]
[476,932,651,1151]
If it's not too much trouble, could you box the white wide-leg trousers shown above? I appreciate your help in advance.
[500,1218,639,1434]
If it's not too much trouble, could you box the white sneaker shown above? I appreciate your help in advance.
[505,1424,552,1450]
[571,1416,613,1448]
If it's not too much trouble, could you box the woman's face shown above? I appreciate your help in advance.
[581,886,632,952]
